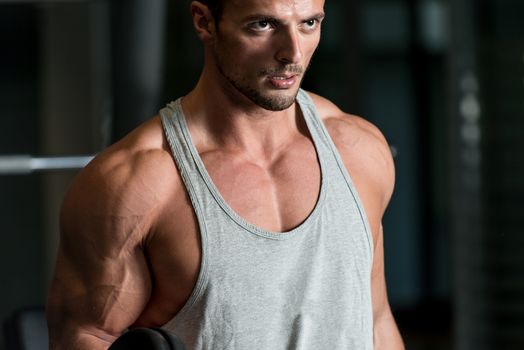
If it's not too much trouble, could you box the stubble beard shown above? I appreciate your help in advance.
[214,49,306,111]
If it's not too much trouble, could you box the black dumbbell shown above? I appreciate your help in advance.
[108,328,186,350]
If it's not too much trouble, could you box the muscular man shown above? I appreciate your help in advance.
[47,0,404,349]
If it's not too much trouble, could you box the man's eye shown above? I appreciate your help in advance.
[304,19,318,29]
[249,20,273,31]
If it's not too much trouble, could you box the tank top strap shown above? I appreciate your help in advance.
[296,89,340,159]
[159,98,214,231]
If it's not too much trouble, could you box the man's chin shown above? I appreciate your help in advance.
[256,96,296,111]
[251,89,299,111]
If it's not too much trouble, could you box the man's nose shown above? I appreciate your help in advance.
[275,28,303,64]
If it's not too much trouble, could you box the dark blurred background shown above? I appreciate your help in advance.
[0,0,523,349]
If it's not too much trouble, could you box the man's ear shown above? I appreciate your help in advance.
[190,1,217,41]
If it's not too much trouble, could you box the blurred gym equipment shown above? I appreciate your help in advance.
[0,155,94,175]
[3,307,48,350]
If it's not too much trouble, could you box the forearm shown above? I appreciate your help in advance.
[49,331,117,350]
[47,292,119,350]
[373,312,404,350]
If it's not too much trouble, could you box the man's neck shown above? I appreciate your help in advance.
[180,74,303,162]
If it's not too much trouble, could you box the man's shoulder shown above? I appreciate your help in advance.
[306,91,389,153]
[63,116,181,221]
[306,91,395,208]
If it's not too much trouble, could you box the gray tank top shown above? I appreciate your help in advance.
[159,89,374,349]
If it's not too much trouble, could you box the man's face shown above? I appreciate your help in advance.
[211,0,325,111]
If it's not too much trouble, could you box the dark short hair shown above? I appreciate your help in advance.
[198,0,224,21]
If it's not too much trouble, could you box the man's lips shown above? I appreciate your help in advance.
[268,74,298,89]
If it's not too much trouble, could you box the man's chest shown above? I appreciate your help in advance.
[200,146,322,233]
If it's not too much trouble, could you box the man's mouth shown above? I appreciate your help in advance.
[272,75,294,80]
[268,74,298,88]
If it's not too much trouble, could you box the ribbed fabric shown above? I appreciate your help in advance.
[159,89,374,350]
